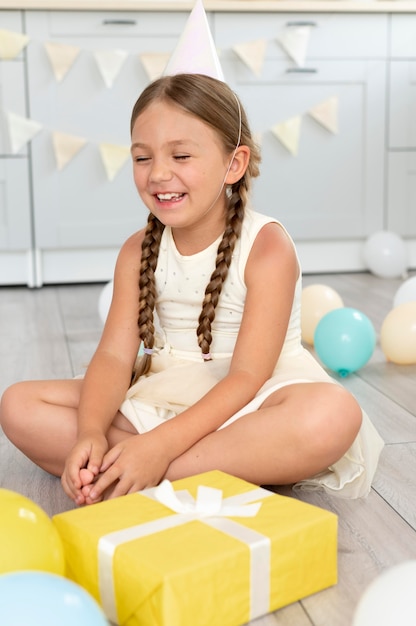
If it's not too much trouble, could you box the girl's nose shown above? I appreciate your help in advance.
[149,159,173,182]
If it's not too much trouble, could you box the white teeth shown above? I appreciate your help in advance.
[157,192,183,201]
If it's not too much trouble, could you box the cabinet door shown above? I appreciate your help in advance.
[0,11,34,285]
[220,58,385,242]
[25,10,189,284]
[387,153,416,236]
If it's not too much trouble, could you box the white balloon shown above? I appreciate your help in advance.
[363,231,407,278]
[393,275,416,307]
[98,280,113,324]
[353,561,416,626]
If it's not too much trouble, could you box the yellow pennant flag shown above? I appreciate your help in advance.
[52,131,87,170]
[99,143,130,181]
[139,53,171,82]
[93,49,128,88]
[44,41,81,81]
[308,97,339,134]
[0,29,29,59]
[271,116,302,156]
[232,39,267,77]
[7,111,42,154]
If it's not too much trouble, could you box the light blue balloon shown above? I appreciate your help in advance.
[314,307,376,377]
[0,572,109,625]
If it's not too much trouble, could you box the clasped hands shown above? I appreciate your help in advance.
[61,430,171,506]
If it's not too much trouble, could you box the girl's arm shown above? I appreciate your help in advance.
[89,222,299,498]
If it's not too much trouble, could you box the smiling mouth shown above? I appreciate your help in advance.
[156,192,185,202]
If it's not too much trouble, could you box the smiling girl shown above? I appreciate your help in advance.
[0,74,383,505]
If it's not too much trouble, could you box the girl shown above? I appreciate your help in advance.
[0,74,383,505]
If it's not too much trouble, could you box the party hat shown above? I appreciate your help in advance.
[163,0,224,81]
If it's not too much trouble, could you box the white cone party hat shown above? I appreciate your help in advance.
[163,0,224,81]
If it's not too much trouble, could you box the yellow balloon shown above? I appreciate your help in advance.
[0,489,65,576]
[301,284,344,345]
[380,302,416,364]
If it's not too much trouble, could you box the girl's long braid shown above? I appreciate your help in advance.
[197,180,246,359]
[132,213,165,383]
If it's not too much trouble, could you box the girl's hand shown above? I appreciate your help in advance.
[83,433,170,504]
[61,431,109,505]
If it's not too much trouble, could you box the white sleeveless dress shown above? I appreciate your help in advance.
[120,210,384,498]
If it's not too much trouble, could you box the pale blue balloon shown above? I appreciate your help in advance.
[314,307,376,377]
[0,572,109,625]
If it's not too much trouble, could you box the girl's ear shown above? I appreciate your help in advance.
[225,145,251,185]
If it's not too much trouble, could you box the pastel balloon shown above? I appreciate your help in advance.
[98,280,113,324]
[363,231,407,278]
[0,489,65,576]
[393,275,416,308]
[0,572,109,626]
[380,302,416,364]
[301,284,344,345]
[314,308,376,377]
[353,561,416,626]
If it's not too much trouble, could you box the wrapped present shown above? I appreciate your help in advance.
[53,470,337,626]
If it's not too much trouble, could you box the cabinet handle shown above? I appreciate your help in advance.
[286,68,318,74]
[286,21,317,27]
[102,19,137,26]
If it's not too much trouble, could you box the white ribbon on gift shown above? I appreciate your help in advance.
[98,481,275,625]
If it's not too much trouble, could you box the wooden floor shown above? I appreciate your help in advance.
[0,271,415,626]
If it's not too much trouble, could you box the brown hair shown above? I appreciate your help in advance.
[131,74,261,382]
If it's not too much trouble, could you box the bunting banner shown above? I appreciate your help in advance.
[6,111,43,154]
[277,25,312,68]
[308,96,339,134]
[93,49,129,88]
[232,39,267,77]
[44,41,81,82]
[271,116,302,156]
[52,131,87,170]
[0,29,29,59]
[139,52,171,82]
[99,143,131,181]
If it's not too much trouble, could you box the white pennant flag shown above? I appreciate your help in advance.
[308,96,339,134]
[140,53,171,82]
[271,116,302,156]
[93,49,128,88]
[0,29,29,59]
[277,26,312,68]
[233,39,267,77]
[52,131,87,170]
[44,41,81,81]
[7,111,42,154]
[99,143,130,181]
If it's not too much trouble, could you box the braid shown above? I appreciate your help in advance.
[132,213,165,383]
[197,183,245,359]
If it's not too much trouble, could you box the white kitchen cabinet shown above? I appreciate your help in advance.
[387,16,416,239]
[25,10,190,284]
[0,11,34,285]
[216,13,388,270]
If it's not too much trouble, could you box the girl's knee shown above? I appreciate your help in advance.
[0,382,30,432]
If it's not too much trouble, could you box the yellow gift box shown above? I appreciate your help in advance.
[53,470,337,626]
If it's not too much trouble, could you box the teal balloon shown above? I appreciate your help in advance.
[0,572,109,625]
[314,307,376,377]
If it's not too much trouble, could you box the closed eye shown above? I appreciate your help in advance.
[174,154,190,161]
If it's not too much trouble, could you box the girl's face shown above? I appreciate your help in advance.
[131,99,232,238]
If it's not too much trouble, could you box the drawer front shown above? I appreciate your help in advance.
[215,13,388,62]
[388,60,416,149]
[390,15,416,58]
[0,10,24,32]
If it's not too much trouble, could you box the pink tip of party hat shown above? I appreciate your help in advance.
[163,0,225,81]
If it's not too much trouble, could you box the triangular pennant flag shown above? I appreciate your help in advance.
[163,0,224,80]
[308,96,339,134]
[140,53,171,82]
[271,116,302,156]
[7,111,43,154]
[52,131,87,170]
[277,25,312,68]
[232,39,267,77]
[99,143,130,181]
[0,29,29,59]
[93,48,128,88]
[44,41,81,81]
